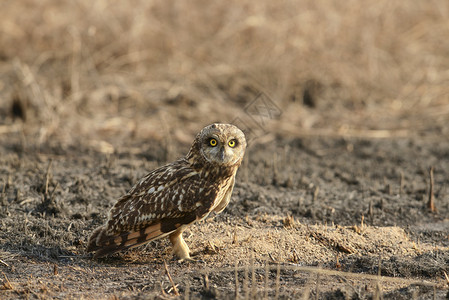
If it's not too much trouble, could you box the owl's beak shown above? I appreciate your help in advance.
[218,147,226,162]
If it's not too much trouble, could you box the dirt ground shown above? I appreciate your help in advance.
[1,129,448,299]
[1,1,449,299]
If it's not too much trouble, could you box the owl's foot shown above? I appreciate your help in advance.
[176,256,205,263]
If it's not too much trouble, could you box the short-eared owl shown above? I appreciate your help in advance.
[87,123,246,260]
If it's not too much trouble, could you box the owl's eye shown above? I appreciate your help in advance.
[209,138,218,147]
[228,139,237,148]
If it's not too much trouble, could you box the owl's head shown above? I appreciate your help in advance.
[192,123,246,166]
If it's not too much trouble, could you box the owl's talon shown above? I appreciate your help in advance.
[177,257,195,263]
[177,257,205,264]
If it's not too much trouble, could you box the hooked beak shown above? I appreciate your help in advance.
[218,147,225,162]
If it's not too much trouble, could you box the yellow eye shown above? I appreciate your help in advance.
[228,140,236,148]
[209,138,217,147]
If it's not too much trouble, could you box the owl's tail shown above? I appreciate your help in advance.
[86,223,168,258]
[86,214,198,258]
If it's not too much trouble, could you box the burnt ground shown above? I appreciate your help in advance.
[0,132,448,299]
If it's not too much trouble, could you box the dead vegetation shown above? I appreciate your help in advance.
[1,0,449,299]
[1,0,449,148]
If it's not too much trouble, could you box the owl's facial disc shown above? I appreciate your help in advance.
[202,135,243,165]
[195,123,246,166]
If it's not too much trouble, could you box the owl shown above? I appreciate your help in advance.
[87,123,246,260]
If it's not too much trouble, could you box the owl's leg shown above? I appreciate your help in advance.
[169,229,191,261]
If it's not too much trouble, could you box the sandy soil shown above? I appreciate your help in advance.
[0,133,448,299]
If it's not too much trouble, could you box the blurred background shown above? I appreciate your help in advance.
[0,0,448,152]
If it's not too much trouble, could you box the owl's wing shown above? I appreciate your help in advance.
[87,159,220,258]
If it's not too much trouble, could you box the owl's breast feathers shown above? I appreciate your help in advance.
[86,157,238,258]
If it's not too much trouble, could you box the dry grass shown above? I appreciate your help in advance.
[0,0,448,149]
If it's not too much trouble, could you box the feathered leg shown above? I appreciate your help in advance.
[169,229,191,260]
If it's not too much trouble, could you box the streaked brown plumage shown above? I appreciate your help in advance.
[87,123,246,260]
